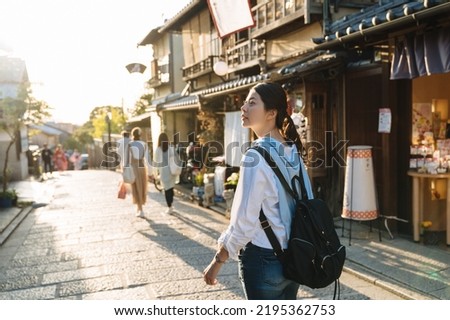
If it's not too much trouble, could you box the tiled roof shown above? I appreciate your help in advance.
[278,52,336,74]
[159,0,203,33]
[28,124,65,136]
[158,94,200,111]
[137,27,163,47]
[194,73,271,98]
[313,0,450,48]
[127,112,152,123]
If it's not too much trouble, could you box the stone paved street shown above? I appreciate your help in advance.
[0,170,408,300]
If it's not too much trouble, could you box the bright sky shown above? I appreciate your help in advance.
[0,0,190,125]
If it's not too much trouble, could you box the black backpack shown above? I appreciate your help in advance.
[252,146,346,299]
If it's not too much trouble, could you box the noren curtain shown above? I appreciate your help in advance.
[390,26,450,80]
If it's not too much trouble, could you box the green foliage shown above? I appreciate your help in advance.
[0,86,52,193]
[89,106,126,139]
[62,122,95,152]
[132,93,152,117]
[0,189,15,200]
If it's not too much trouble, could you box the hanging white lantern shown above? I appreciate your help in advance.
[213,60,228,76]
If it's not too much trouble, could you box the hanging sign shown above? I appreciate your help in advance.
[378,108,392,133]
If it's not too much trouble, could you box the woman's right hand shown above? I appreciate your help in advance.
[203,248,228,285]
[203,259,222,286]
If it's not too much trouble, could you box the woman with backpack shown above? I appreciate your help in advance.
[203,82,313,299]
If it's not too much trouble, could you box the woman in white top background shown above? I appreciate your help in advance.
[153,132,179,214]
[203,82,313,299]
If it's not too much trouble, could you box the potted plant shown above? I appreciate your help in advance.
[0,189,15,208]
[11,189,18,206]
[421,220,438,245]
[224,172,239,191]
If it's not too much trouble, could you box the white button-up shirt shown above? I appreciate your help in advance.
[218,137,313,260]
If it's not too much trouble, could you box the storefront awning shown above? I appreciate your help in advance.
[157,95,201,111]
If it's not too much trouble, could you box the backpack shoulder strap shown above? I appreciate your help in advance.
[251,146,297,199]
[258,209,284,257]
[251,146,293,258]
[252,145,310,200]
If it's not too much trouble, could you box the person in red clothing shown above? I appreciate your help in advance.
[53,144,68,172]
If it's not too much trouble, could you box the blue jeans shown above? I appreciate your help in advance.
[238,242,299,300]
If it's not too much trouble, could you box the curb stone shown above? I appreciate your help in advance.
[0,206,33,246]
[343,260,434,300]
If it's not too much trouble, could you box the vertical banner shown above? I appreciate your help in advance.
[207,0,255,38]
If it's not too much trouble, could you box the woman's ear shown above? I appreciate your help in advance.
[266,109,278,121]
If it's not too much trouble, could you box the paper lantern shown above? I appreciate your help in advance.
[213,61,228,76]
[342,146,378,221]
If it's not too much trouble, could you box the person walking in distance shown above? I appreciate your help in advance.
[117,130,130,170]
[203,82,313,300]
[53,144,68,172]
[153,132,179,214]
[41,143,53,176]
[70,149,82,170]
[128,127,151,218]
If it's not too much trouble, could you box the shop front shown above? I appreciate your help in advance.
[408,72,450,245]
[313,1,450,241]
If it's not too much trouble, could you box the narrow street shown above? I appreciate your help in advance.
[1,170,406,300]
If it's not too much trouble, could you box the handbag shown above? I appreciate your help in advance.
[117,181,126,199]
[252,146,346,299]
[169,147,182,176]
[122,143,135,184]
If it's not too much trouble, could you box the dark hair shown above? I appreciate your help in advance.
[252,82,303,153]
[131,127,141,141]
[158,132,169,152]
[121,130,130,138]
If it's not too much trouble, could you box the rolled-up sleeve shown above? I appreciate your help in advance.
[218,150,273,259]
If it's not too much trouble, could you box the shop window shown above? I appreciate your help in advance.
[411,99,449,173]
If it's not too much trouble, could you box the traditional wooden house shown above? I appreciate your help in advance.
[137,1,450,243]
[137,22,195,154]
[312,0,450,240]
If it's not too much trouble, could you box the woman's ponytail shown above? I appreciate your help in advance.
[280,112,303,155]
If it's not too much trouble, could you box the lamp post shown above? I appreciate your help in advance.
[105,110,112,168]
[107,110,112,144]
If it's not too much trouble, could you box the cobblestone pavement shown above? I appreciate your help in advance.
[0,170,408,300]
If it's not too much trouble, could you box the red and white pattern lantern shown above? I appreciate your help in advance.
[342,146,379,221]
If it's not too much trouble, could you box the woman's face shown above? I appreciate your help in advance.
[241,89,269,131]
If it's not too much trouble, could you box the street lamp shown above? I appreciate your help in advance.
[212,56,229,82]
[105,111,112,168]
[213,60,228,77]
[106,110,112,144]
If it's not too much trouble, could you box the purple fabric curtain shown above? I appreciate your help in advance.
[390,26,450,80]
